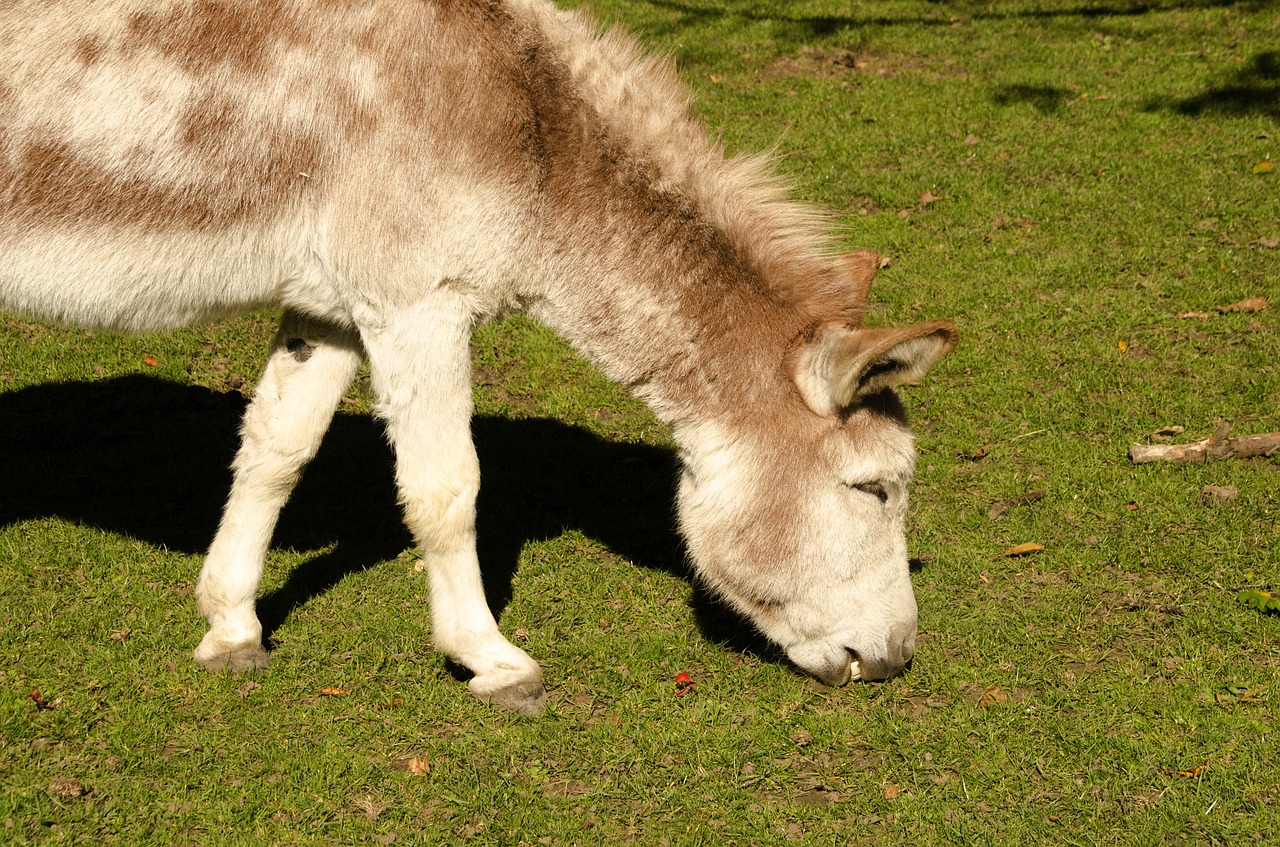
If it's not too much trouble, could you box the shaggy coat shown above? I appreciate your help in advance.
[0,0,956,714]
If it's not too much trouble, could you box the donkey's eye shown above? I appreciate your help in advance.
[844,481,889,504]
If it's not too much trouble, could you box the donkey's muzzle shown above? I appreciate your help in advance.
[852,621,916,681]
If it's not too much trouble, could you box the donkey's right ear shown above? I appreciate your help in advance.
[793,320,958,417]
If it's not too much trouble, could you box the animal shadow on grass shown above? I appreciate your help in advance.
[991,83,1073,114]
[1144,50,1280,119]
[0,375,773,665]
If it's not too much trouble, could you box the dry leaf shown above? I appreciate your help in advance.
[1167,761,1209,780]
[919,190,938,205]
[977,684,1009,707]
[142,356,159,367]
[319,687,349,696]
[1215,297,1268,313]
[882,782,901,799]
[406,755,430,776]
[988,490,1045,520]
[999,542,1043,558]
[1117,339,1129,354]
[27,688,59,710]
[1253,160,1275,174]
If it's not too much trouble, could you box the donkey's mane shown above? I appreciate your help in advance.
[516,0,849,319]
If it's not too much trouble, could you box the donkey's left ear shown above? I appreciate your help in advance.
[794,320,958,417]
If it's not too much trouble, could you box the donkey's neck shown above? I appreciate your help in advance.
[524,196,817,430]
[504,0,846,429]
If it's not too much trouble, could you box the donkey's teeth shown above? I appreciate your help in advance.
[848,658,863,682]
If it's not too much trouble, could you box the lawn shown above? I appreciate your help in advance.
[2,1,1278,844]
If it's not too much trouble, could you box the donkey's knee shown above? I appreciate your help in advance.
[235,315,363,475]
[397,473,480,554]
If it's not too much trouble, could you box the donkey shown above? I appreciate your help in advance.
[0,0,956,715]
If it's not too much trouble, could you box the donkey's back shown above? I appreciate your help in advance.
[0,0,551,331]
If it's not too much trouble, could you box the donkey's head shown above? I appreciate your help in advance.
[675,254,956,685]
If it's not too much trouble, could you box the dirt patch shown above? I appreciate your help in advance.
[761,47,857,80]
[761,47,967,82]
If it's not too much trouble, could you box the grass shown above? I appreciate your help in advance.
[2,0,1279,844]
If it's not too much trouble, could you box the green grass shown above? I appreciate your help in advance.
[3,1,1279,844]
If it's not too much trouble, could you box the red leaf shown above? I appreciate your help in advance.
[28,688,57,710]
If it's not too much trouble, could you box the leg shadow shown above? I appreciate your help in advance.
[1,377,769,663]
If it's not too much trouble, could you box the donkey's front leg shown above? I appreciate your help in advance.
[194,311,363,671]
[362,301,545,716]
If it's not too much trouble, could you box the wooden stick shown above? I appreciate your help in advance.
[1129,422,1280,464]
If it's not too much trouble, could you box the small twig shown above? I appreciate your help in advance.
[1126,599,1185,616]
[1129,422,1280,464]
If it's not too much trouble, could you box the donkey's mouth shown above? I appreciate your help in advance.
[787,641,859,686]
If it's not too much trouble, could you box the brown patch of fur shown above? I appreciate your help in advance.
[511,26,814,407]
[74,36,105,67]
[378,2,554,185]
[127,0,304,76]
[1,123,324,232]
[0,2,392,233]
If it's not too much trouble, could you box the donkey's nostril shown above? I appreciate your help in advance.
[852,627,916,681]
[898,631,916,666]
[889,621,916,667]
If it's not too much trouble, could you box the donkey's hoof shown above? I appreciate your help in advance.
[475,679,547,716]
[469,666,546,716]
[194,641,271,673]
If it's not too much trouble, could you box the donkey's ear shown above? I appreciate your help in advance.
[794,320,958,417]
